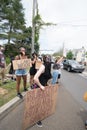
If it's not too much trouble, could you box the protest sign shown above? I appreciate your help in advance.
[23,85,58,130]
[12,59,30,70]
[35,60,42,69]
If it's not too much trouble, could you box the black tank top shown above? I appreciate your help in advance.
[39,62,51,86]
[29,57,37,75]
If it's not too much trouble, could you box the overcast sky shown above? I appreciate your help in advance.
[22,0,87,53]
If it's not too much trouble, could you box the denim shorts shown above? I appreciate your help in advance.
[15,69,27,76]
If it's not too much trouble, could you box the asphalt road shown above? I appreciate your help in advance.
[0,69,87,130]
[61,69,87,110]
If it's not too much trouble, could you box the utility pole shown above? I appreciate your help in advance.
[31,0,35,53]
[32,0,38,53]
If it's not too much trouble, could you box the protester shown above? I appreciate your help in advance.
[29,52,37,88]
[56,56,64,83]
[9,55,16,81]
[15,47,28,99]
[34,55,52,127]
[51,59,60,84]
[0,45,6,84]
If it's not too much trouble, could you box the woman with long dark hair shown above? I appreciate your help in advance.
[34,55,52,127]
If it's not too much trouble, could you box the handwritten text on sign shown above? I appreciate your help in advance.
[23,85,58,130]
[12,59,30,70]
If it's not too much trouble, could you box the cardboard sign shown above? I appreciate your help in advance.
[12,59,30,70]
[35,60,42,69]
[22,85,58,130]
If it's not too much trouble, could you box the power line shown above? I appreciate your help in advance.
[40,50,54,51]
[57,23,87,27]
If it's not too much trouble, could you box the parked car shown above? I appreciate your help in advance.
[63,59,85,73]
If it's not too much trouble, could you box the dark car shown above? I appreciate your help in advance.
[63,59,85,73]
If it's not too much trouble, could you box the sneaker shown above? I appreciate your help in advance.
[24,88,28,91]
[36,121,42,127]
[17,93,23,99]
[85,120,87,129]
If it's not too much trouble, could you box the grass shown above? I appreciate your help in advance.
[0,63,30,107]
[0,79,29,107]
[0,79,16,107]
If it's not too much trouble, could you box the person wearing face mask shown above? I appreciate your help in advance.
[0,45,6,84]
[15,47,28,99]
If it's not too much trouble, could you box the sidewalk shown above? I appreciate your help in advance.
[0,84,87,130]
[85,65,87,72]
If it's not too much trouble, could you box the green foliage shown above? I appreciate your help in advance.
[66,51,73,59]
[1,1,55,56]
[4,42,31,58]
[4,43,18,57]
[6,57,10,65]
[0,0,25,43]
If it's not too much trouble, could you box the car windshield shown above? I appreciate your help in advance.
[69,60,79,65]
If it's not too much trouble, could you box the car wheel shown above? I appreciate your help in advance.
[79,71,82,73]
[67,67,71,72]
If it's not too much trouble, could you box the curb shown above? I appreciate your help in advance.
[0,92,25,120]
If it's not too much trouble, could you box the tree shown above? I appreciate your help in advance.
[1,0,56,57]
[66,51,73,59]
[0,0,25,44]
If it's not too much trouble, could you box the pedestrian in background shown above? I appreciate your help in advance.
[51,59,60,84]
[9,55,16,81]
[15,47,28,99]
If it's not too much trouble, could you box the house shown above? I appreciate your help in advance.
[73,47,87,65]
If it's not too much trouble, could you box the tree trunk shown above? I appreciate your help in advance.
[8,24,12,44]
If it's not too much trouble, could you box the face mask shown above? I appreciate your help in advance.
[20,51,25,56]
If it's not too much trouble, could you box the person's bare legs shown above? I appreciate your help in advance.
[22,75,27,91]
[16,76,23,98]
[30,75,34,86]
[16,76,21,93]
